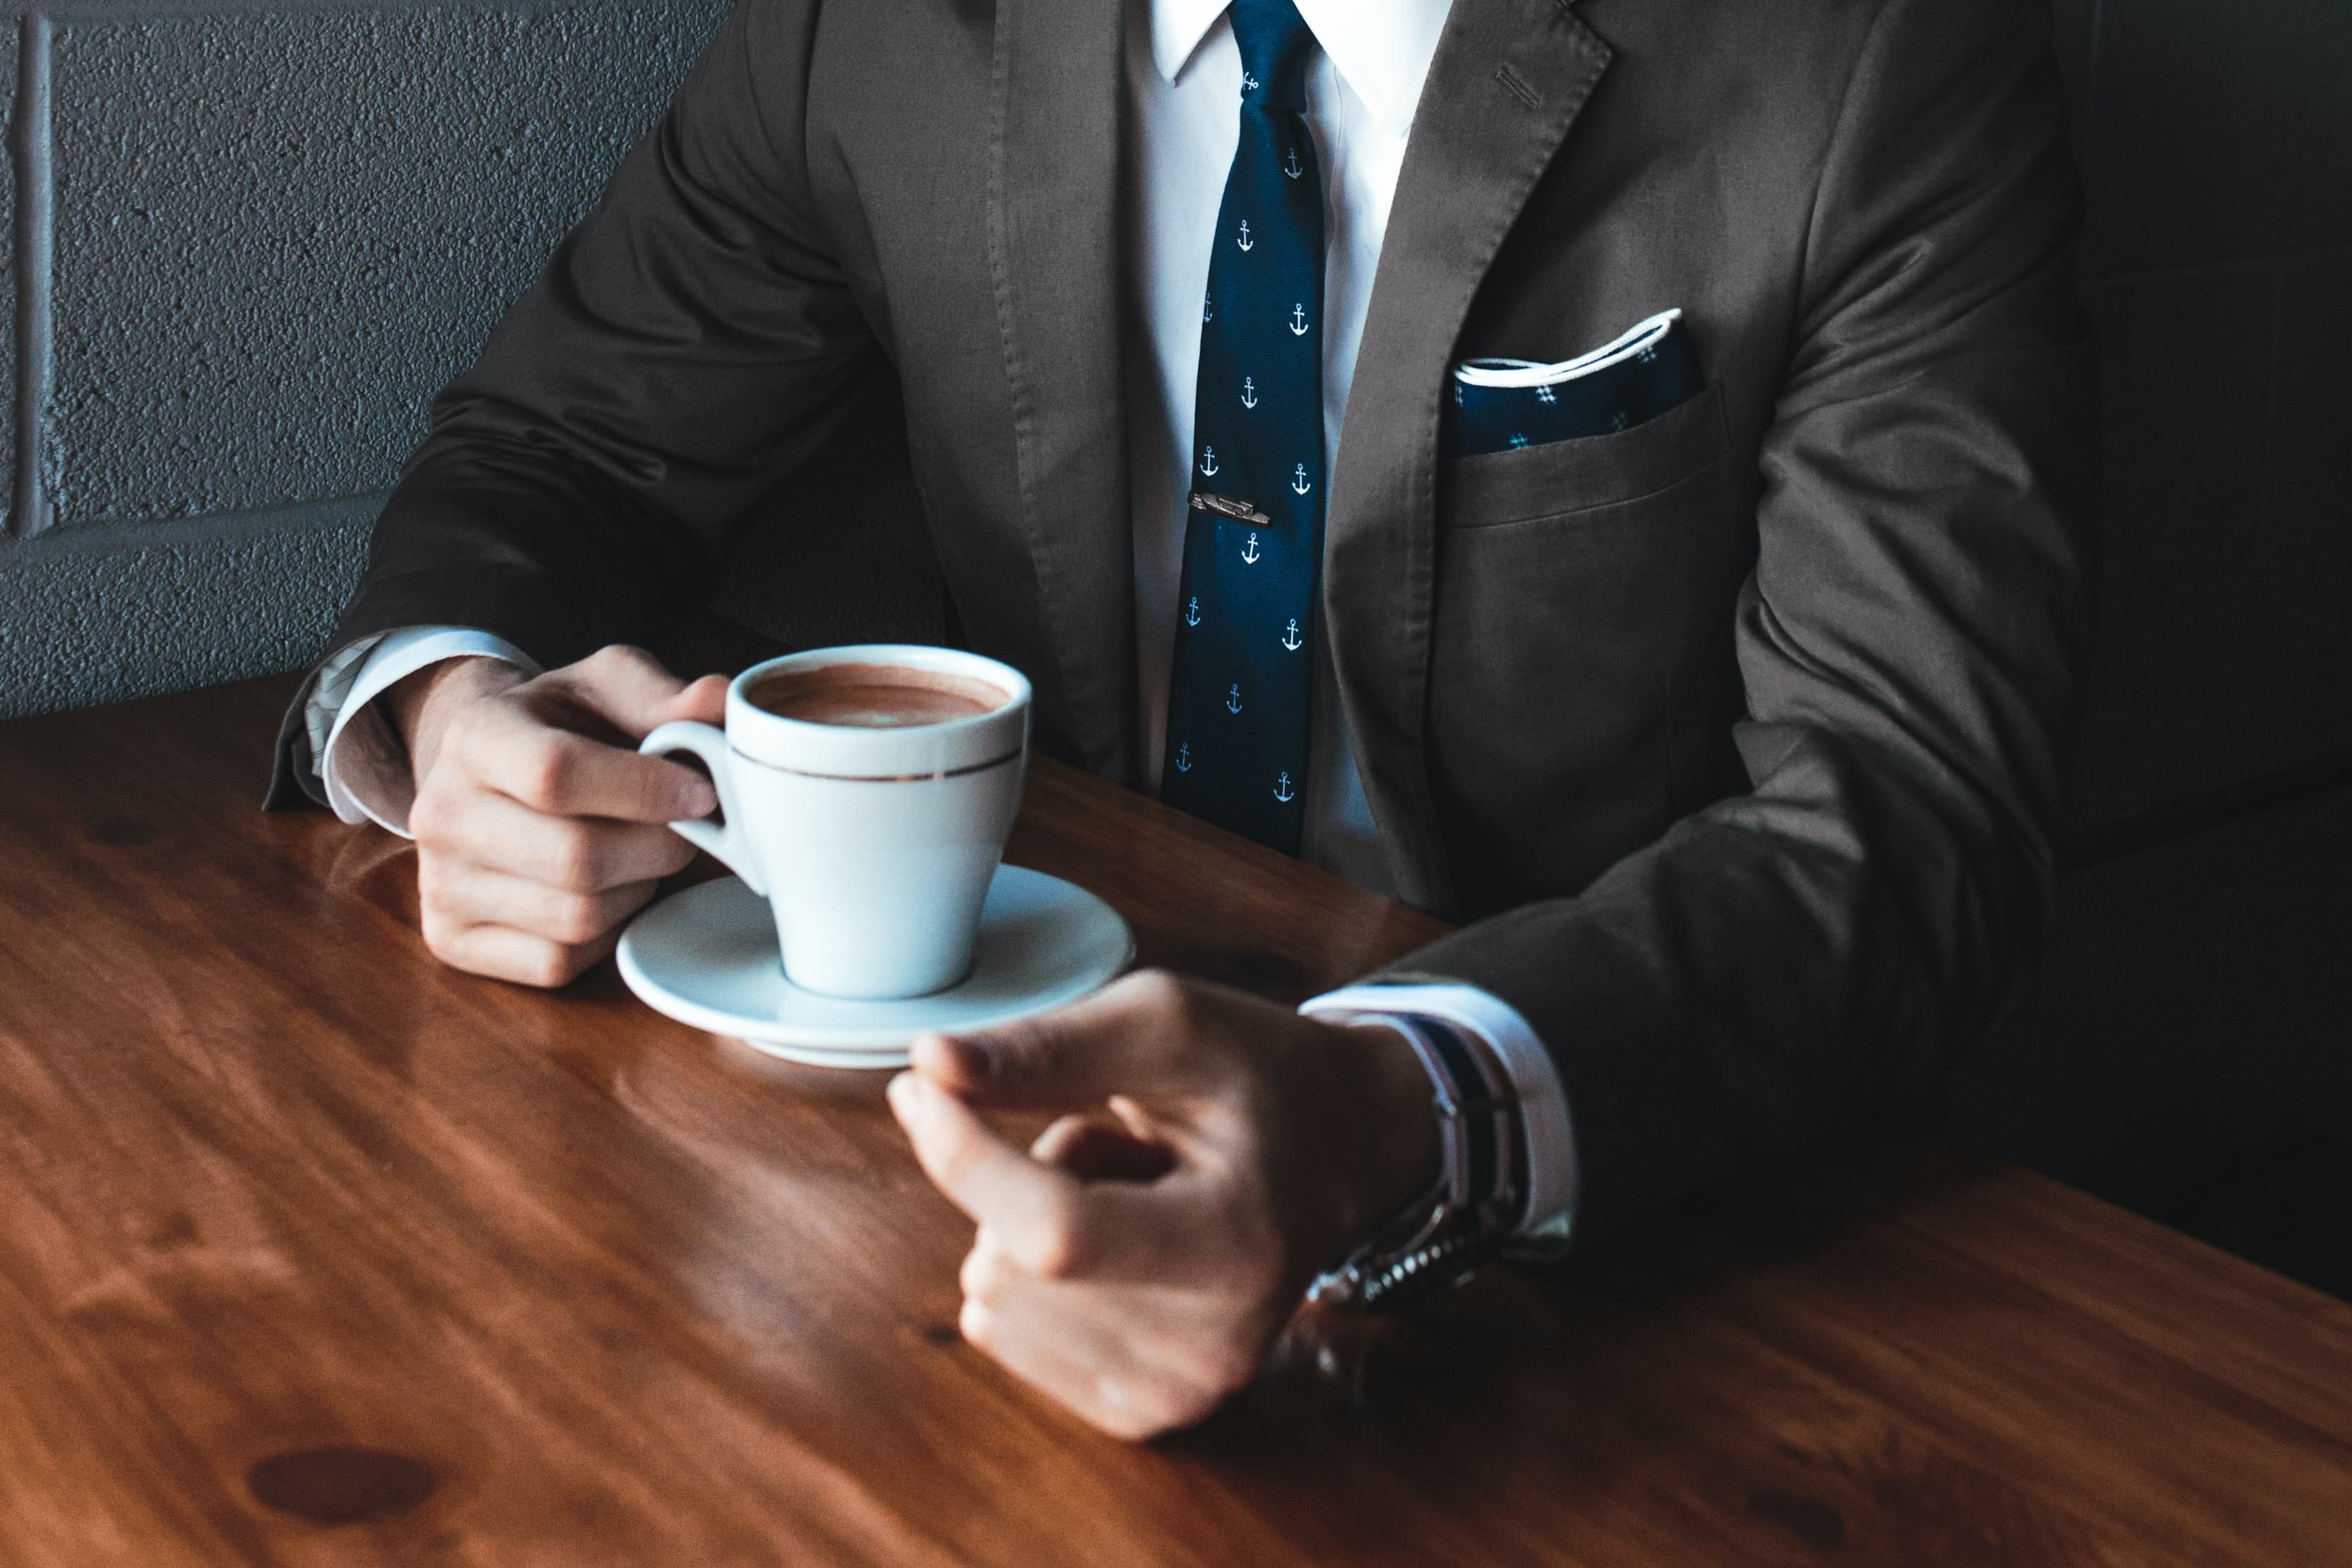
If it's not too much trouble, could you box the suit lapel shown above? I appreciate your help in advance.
[1324,0,1613,913]
[989,0,1139,783]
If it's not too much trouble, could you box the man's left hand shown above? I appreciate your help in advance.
[887,970,1440,1440]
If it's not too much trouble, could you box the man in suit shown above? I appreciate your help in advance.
[273,0,2095,1438]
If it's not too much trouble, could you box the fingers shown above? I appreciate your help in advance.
[422,863,660,946]
[911,971,1234,1111]
[1031,1115,1178,1183]
[414,789,697,893]
[456,698,717,824]
[410,773,686,990]
[890,1074,1187,1283]
[954,1242,1228,1442]
[417,911,625,990]
[956,1233,1266,1441]
[398,645,732,992]
[892,1072,1075,1235]
[427,646,723,826]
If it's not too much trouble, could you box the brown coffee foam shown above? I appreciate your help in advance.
[744,662,1009,730]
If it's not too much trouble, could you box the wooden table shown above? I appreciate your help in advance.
[4,667,2350,1566]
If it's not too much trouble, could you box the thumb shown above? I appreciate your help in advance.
[911,971,1228,1111]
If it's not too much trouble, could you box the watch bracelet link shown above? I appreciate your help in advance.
[1307,1195,1519,1314]
[1307,1015,1522,1315]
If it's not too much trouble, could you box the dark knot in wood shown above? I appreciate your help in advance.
[1746,1487,1846,1551]
[247,1447,439,1527]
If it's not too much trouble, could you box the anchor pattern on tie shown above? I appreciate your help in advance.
[1160,0,1324,854]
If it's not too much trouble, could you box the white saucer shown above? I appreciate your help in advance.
[616,866,1134,1069]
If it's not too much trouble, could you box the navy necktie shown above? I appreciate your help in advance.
[1160,0,1324,855]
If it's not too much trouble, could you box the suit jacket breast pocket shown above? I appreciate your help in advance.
[1440,380,1730,527]
[1429,381,1752,913]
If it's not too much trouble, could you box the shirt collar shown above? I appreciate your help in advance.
[1149,0,1454,133]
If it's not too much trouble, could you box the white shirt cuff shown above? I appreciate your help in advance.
[309,626,538,837]
[1302,982,1579,1253]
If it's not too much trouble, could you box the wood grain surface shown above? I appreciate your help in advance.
[1,665,2348,1565]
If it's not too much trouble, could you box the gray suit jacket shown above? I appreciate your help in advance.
[276,0,2098,1242]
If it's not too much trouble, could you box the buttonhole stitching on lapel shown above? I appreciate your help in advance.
[1495,64,1541,110]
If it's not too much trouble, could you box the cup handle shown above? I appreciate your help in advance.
[639,720,768,897]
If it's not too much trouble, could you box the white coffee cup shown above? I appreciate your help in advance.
[639,646,1031,1001]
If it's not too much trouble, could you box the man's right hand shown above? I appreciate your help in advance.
[387,644,730,988]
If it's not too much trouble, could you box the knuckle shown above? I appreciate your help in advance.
[552,892,608,945]
[587,642,651,673]
[1132,969,1197,1032]
[521,943,576,990]
[1098,1406,1159,1444]
[407,786,450,843]
[518,737,574,809]
[1130,969,1186,1011]
[1023,1233,1074,1282]
[417,907,463,963]
[1104,1386,1187,1442]
[547,828,606,892]
[959,1246,1002,1303]
[583,643,669,693]
[957,1297,995,1350]
[1019,1207,1088,1281]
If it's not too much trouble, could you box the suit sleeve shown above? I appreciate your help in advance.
[1384,0,2099,1242]
[269,0,873,804]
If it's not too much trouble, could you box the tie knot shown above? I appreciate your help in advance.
[1230,0,1314,110]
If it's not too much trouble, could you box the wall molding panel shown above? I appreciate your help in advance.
[9,11,50,537]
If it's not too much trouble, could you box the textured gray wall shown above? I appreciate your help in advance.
[49,9,730,523]
[0,0,741,717]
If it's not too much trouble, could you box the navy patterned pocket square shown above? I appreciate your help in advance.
[1445,309,1702,458]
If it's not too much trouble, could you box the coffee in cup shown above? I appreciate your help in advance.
[640,646,1032,1001]
[742,663,1008,729]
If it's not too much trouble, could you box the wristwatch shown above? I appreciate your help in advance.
[1307,1016,1524,1314]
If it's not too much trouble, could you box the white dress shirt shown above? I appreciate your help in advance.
[307,0,1578,1249]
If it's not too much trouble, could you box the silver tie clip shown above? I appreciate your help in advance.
[1189,492,1273,525]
